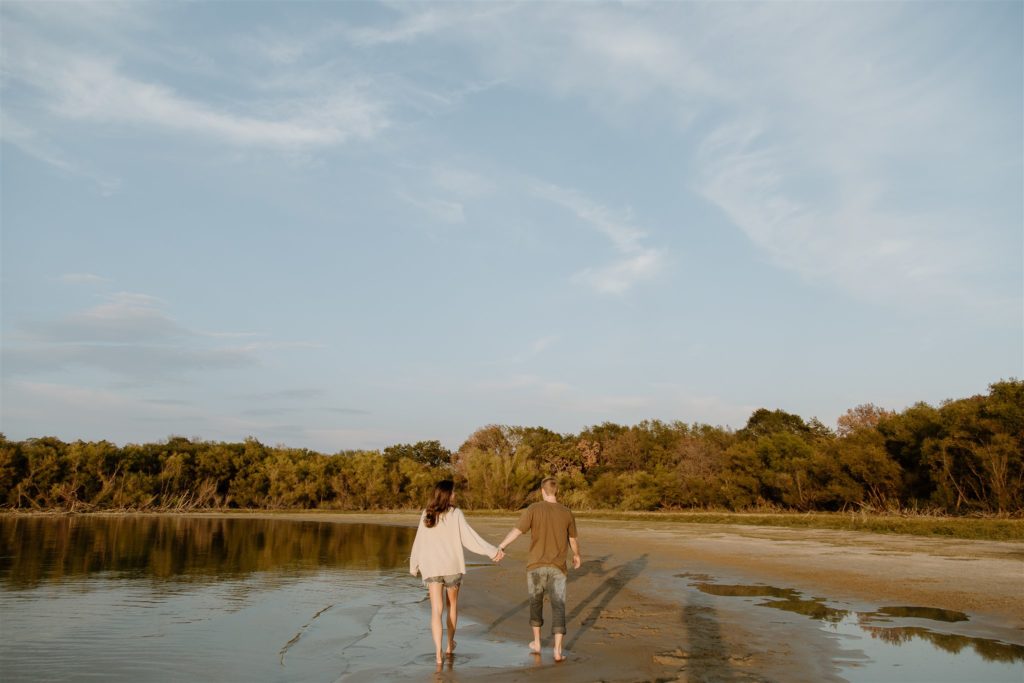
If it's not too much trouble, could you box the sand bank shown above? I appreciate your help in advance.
[210,511,1023,682]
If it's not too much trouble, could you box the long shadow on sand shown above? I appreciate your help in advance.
[676,599,737,682]
[565,554,648,650]
[484,554,650,653]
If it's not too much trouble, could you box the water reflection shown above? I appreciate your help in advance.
[689,580,1024,665]
[859,625,1024,663]
[691,582,798,599]
[0,514,415,588]
[875,605,969,622]
[0,515,425,683]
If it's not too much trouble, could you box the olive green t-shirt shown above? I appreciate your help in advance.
[515,501,578,573]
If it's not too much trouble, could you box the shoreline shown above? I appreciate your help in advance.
[336,511,1024,681]
[4,507,1022,541]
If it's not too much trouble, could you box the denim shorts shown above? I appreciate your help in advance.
[424,573,464,588]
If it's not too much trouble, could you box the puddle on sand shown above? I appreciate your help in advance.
[686,578,1024,682]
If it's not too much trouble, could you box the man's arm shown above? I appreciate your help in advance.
[568,536,581,569]
[497,528,522,551]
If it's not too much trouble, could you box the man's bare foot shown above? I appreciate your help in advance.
[553,651,566,662]
[445,640,456,657]
[528,641,541,654]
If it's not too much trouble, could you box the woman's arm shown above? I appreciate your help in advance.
[455,509,500,559]
[409,513,425,576]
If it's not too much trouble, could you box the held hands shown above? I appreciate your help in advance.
[491,547,505,563]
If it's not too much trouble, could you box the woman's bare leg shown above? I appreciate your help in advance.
[428,582,445,664]
[445,585,459,655]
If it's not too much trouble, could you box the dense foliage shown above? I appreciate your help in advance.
[1,380,1020,514]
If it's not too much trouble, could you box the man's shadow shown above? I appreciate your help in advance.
[565,553,647,649]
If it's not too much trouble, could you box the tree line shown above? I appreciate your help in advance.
[1,380,1020,514]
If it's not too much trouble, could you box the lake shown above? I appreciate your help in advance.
[0,515,444,682]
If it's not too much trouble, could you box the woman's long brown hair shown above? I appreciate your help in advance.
[424,480,455,528]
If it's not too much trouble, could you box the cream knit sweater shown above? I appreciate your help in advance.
[409,507,499,579]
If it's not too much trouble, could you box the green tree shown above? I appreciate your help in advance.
[383,440,452,469]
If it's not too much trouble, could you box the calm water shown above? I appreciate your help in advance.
[3,516,1022,683]
[685,577,1024,682]
[0,515,433,682]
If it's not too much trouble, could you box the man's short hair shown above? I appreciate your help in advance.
[541,477,558,495]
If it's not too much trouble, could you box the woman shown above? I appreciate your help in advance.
[409,480,503,664]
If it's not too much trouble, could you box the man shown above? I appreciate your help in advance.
[496,476,581,662]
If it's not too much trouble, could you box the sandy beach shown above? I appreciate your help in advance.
[211,511,1024,682]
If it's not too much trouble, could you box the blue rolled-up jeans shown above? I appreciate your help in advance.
[527,566,567,635]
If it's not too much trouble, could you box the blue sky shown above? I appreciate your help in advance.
[2,1,1021,452]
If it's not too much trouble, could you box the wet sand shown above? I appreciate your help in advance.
[225,511,1024,682]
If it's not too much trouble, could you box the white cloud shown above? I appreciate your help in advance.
[533,182,665,294]
[1,114,122,194]
[2,14,388,152]
[4,290,312,382]
[477,373,651,418]
[49,57,385,148]
[533,183,646,253]
[571,248,665,295]
[60,272,112,285]
[0,379,205,439]
[373,2,1016,309]
[25,292,185,344]
[530,335,558,355]
[676,4,1020,310]
[431,166,494,198]
[400,192,466,225]
[348,5,514,47]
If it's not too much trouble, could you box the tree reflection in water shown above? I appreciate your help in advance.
[689,579,1024,665]
[0,515,415,589]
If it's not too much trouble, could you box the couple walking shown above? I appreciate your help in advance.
[409,477,581,665]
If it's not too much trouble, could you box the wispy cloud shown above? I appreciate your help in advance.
[477,373,651,417]
[683,6,1019,309]
[533,182,665,294]
[368,3,1016,309]
[4,290,309,382]
[2,14,388,152]
[399,192,466,225]
[571,249,665,296]
[530,335,558,355]
[1,114,121,194]
[48,57,385,149]
[348,5,515,47]
[25,292,186,344]
[60,272,112,285]
[244,388,326,402]
[533,183,646,253]
[430,165,494,198]
[4,344,255,382]
[326,407,371,416]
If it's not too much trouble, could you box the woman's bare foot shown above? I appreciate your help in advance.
[528,641,541,654]
[435,649,444,665]
[445,640,456,657]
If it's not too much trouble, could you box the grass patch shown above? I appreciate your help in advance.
[10,508,1020,541]
[569,511,1024,541]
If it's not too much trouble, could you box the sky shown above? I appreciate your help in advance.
[1,1,1021,453]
